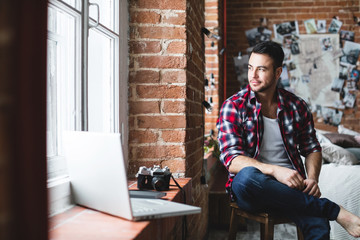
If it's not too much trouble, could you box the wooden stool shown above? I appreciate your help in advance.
[228,202,304,240]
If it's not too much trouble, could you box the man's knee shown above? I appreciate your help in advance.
[232,166,263,193]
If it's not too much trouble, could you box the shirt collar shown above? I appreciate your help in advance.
[247,85,285,113]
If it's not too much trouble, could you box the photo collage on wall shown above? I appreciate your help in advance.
[235,16,360,126]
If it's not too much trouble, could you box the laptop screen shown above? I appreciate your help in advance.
[63,131,133,220]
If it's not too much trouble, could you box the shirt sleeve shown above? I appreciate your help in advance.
[216,99,251,170]
[297,101,322,156]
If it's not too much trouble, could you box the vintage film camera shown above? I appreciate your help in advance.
[136,165,171,191]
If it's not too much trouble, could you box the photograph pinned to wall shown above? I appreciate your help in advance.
[350,68,360,81]
[340,41,360,66]
[288,61,296,71]
[349,67,360,90]
[339,63,350,80]
[287,76,297,93]
[274,21,299,42]
[346,79,358,91]
[320,37,333,51]
[328,18,342,33]
[332,110,343,126]
[245,27,272,47]
[317,20,326,33]
[283,34,300,55]
[283,47,292,61]
[320,106,343,126]
[290,41,300,55]
[346,67,359,90]
[279,64,290,87]
[304,19,317,34]
[340,30,355,42]
[233,54,249,89]
[333,100,345,109]
[331,78,345,92]
[343,90,356,108]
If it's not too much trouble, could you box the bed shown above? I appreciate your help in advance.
[316,125,360,240]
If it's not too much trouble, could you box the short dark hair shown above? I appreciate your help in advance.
[250,41,284,70]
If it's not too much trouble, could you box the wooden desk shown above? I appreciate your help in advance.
[49,178,192,240]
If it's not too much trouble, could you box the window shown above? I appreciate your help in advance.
[47,0,128,215]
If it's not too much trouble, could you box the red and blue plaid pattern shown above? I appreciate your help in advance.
[216,85,321,197]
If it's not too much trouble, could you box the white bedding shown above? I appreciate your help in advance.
[319,163,360,240]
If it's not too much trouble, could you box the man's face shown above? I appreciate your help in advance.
[247,53,281,94]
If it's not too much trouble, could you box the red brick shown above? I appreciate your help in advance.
[162,12,186,25]
[129,70,160,83]
[137,26,186,39]
[205,14,219,21]
[137,115,186,129]
[136,145,185,159]
[166,41,186,54]
[130,0,186,10]
[205,1,218,8]
[129,116,136,129]
[129,41,161,54]
[137,85,186,98]
[129,101,161,114]
[162,100,186,113]
[130,11,160,24]
[162,130,186,142]
[205,21,218,28]
[161,70,186,83]
[129,130,159,143]
[138,56,187,69]
[161,159,186,172]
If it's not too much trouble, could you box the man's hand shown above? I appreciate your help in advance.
[303,179,321,198]
[272,166,305,190]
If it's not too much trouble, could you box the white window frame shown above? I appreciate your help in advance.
[47,0,128,216]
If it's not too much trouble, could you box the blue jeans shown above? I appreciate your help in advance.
[231,167,340,240]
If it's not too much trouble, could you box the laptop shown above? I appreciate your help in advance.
[62,131,201,221]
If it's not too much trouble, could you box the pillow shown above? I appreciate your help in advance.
[316,131,332,144]
[323,133,360,148]
[345,148,360,163]
[321,143,359,165]
[338,124,360,136]
[355,135,360,145]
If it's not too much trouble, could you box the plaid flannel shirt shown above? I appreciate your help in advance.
[216,85,321,198]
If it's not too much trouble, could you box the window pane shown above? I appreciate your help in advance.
[47,5,78,178]
[88,29,115,132]
[47,39,58,157]
[89,0,117,32]
[62,0,78,10]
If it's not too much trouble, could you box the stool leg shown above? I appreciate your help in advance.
[262,219,274,240]
[228,208,238,240]
[296,226,304,240]
[260,223,265,240]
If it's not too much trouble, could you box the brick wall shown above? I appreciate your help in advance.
[204,0,224,135]
[128,0,207,239]
[225,0,360,131]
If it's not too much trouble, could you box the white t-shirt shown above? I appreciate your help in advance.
[257,116,293,169]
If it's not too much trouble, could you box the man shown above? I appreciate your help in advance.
[216,41,360,239]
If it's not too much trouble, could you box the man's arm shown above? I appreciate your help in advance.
[229,155,305,191]
[303,151,322,197]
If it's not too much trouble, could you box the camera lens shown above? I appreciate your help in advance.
[152,177,165,191]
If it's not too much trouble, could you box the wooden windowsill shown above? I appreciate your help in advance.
[49,178,192,240]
